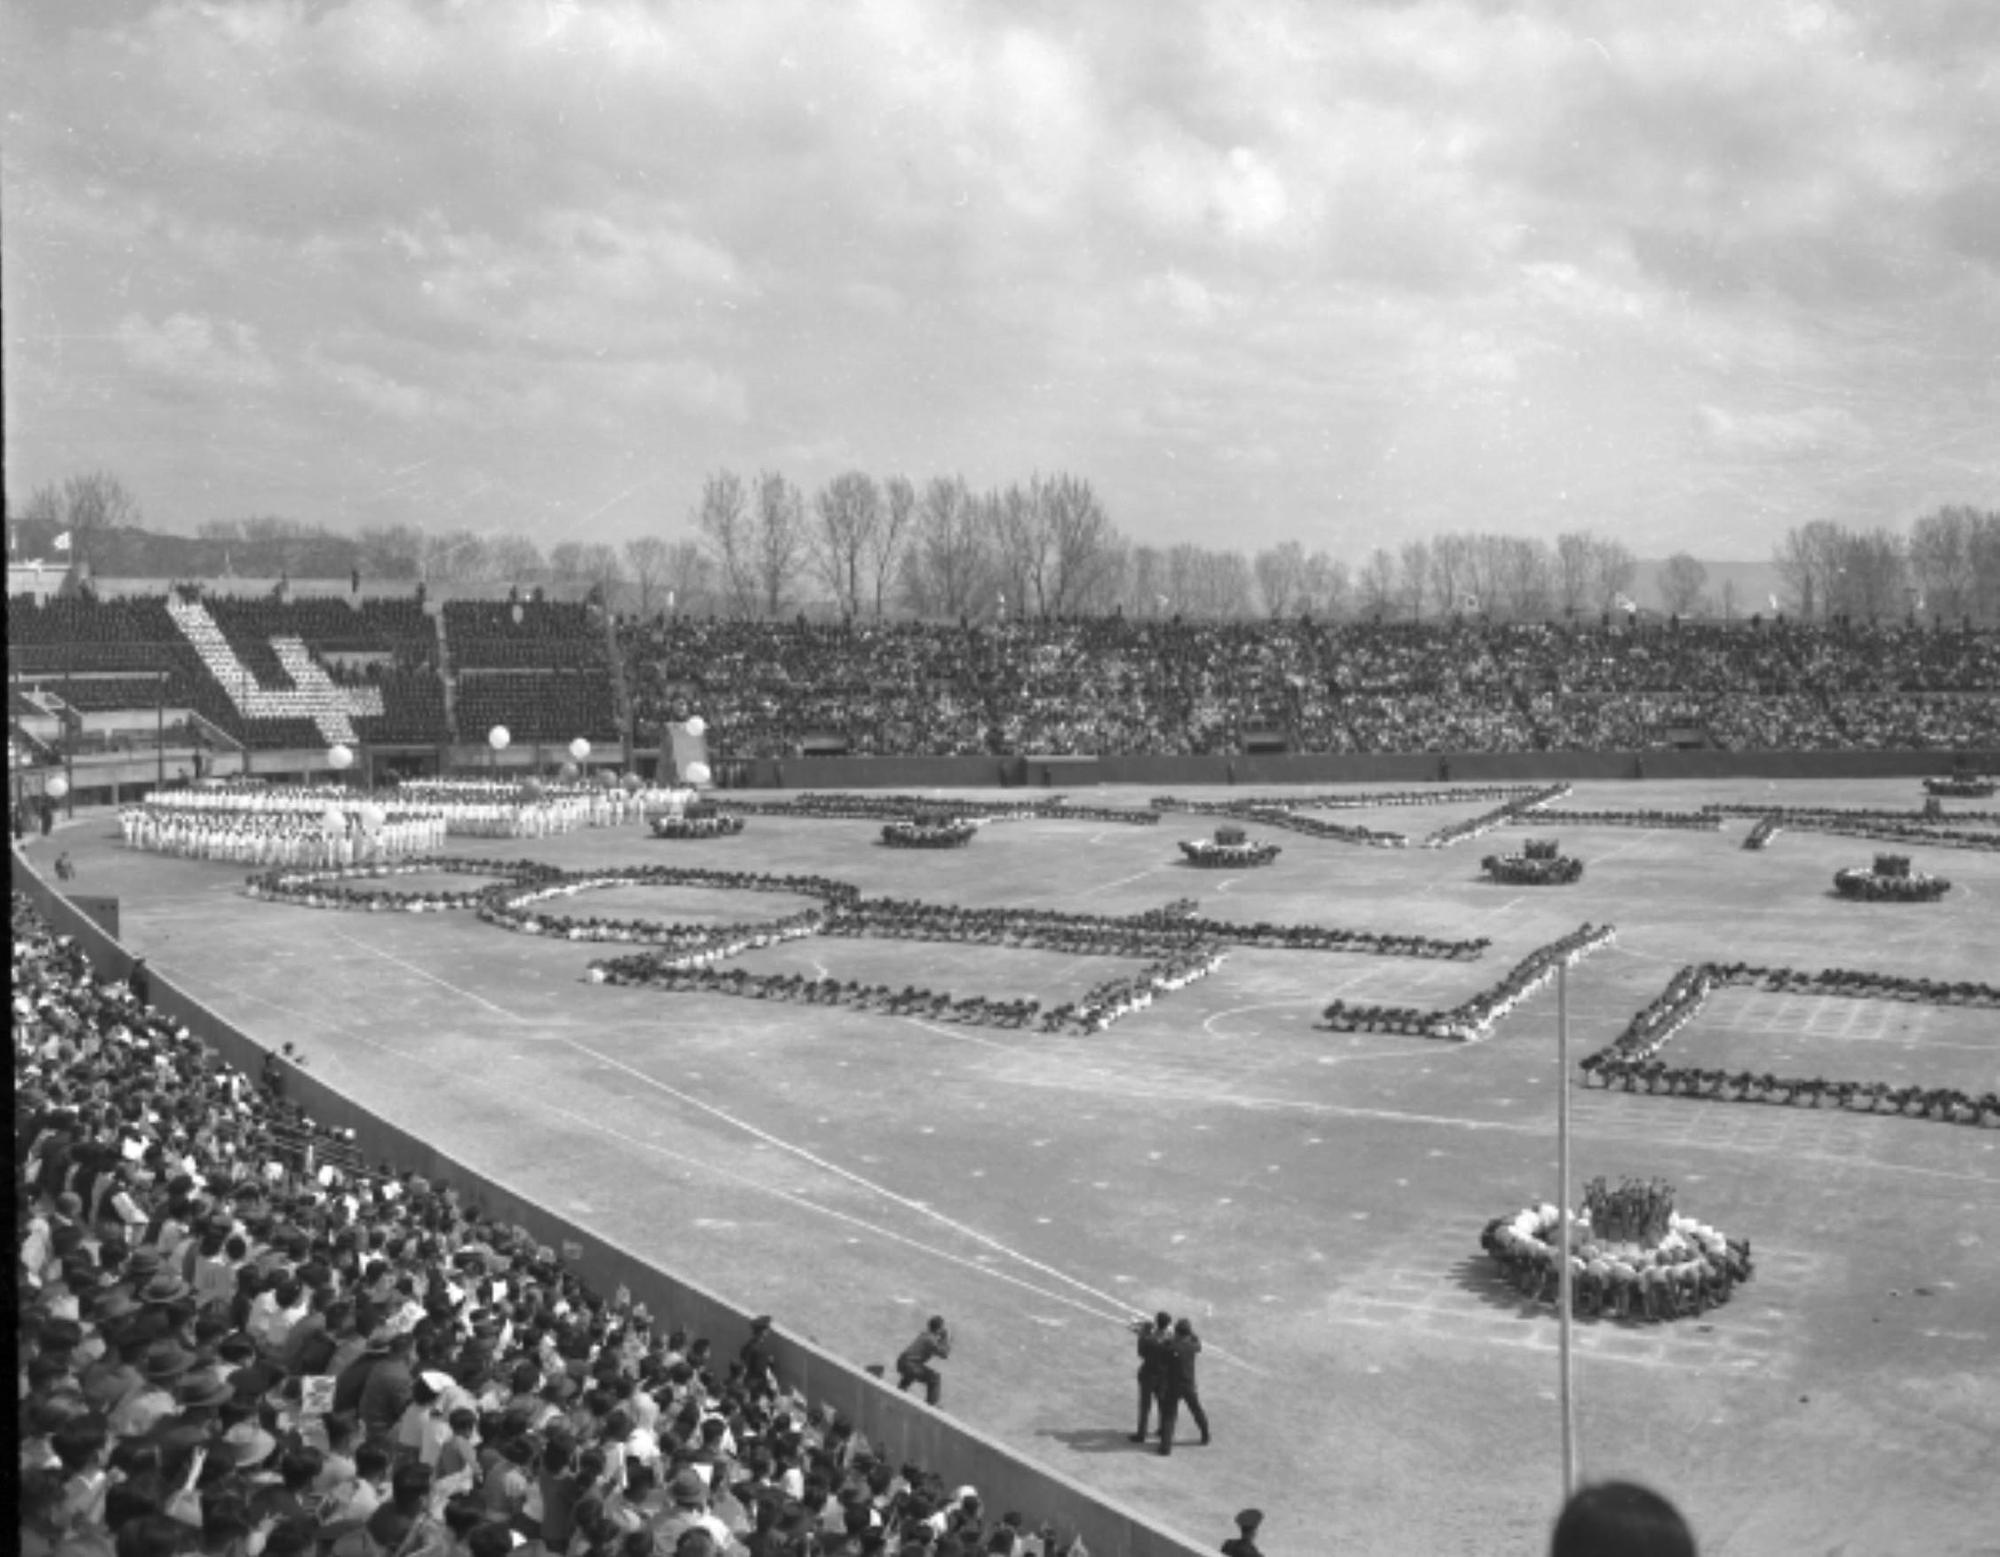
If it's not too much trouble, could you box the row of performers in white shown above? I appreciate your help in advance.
[119,805,447,864]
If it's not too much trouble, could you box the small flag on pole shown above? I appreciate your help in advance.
[53,531,72,553]
[1767,593,1779,611]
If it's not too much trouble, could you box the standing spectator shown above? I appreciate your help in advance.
[1221,1508,1266,1556]
[127,959,150,1011]
[895,1315,952,1407]
[1127,1311,1172,1445]
[1156,1317,1209,1455]
[1550,1481,1697,1557]
[54,851,75,881]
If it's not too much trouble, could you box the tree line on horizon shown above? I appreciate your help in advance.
[10,469,1999,626]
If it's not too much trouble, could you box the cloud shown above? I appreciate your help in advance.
[115,313,278,391]
[2,0,1994,556]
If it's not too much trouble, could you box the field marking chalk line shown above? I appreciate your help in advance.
[560,1037,1267,1374]
[324,928,532,1021]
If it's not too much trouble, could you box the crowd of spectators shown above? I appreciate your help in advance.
[622,616,2000,760]
[14,594,1999,762]
[14,890,1097,1557]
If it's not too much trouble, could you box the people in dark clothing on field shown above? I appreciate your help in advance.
[896,1314,951,1406]
[1156,1316,1209,1454]
[1550,1481,1697,1557]
[54,851,75,881]
[127,958,150,1009]
[1128,1311,1173,1443]
[1220,1507,1265,1556]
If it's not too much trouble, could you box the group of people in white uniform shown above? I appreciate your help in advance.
[118,775,685,862]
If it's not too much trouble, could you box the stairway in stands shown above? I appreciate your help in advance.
[167,596,382,744]
[430,600,461,740]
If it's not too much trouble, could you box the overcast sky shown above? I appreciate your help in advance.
[4,0,1995,560]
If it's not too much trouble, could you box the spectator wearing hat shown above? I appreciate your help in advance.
[895,1316,952,1408]
[652,1465,739,1555]
[1550,1480,1697,1557]
[358,1330,418,1443]
[112,1341,195,1437]
[1221,1508,1265,1556]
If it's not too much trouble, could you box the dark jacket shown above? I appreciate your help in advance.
[1136,1326,1172,1384]
[1167,1332,1202,1393]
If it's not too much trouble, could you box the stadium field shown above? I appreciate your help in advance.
[50,775,2000,1557]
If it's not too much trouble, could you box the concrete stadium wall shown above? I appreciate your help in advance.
[8,846,1207,1557]
[767,748,1996,790]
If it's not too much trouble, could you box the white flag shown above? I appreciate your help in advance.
[53,531,72,552]
[1767,593,1779,611]
[1615,592,1637,613]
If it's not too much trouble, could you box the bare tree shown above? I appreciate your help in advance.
[868,475,917,618]
[1830,527,1907,620]
[1357,547,1398,618]
[621,536,673,618]
[1428,533,1475,617]
[1125,545,1169,616]
[752,470,808,620]
[1907,506,1982,621]
[574,543,625,607]
[421,528,489,584]
[1971,510,2000,623]
[1658,552,1709,616]
[1553,531,1595,619]
[1301,550,1351,619]
[809,471,882,618]
[1253,541,1307,617]
[486,534,546,586]
[660,539,714,616]
[1398,538,1431,620]
[905,475,992,619]
[18,470,142,560]
[1587,536,1638,613]
[693,470,757,617]
[1495,537,1554,619]
[1772,520,1843,620]
[355,524,424,578]
[547,542,588,591]
[1039,472,1125,615]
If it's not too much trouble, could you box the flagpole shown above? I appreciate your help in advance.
[1557,960,1577,1502]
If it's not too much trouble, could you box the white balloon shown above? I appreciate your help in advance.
[488,726,512,751]
[321,805,346,833]
[328,744,354,771]
[685,761,711,786]
[568,737,591,761]
[684,716,706,739]
[47,776,70,800]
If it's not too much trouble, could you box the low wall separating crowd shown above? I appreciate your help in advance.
[10,846,1207,1557]
[740,747,1999,791]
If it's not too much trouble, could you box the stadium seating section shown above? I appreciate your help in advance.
[11,593,1999,759]
[622,616,2000,758]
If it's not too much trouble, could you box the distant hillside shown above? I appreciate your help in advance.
[1634,557,1784,616]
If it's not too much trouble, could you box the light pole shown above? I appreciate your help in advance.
[1555,961,1578,1502]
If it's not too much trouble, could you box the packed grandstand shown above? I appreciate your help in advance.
[12,584,2000,1557]
[10,590,2000,772]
